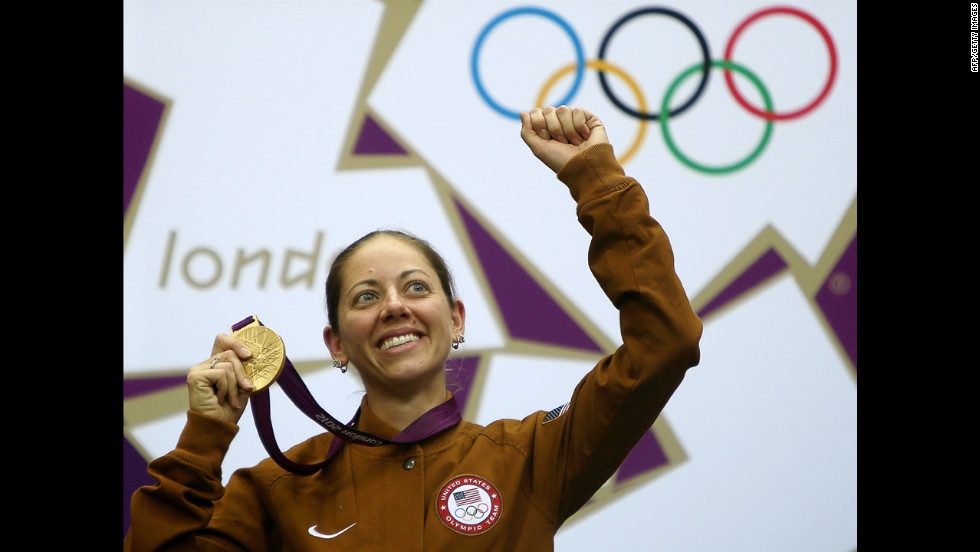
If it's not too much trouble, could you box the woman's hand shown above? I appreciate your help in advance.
[519,106,609,174]
[186,335,254,425]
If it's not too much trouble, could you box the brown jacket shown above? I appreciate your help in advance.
[124,143,703,551]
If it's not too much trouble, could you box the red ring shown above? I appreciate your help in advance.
[723,6,837,121]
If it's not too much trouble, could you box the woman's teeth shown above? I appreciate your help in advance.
[380,334,420,351]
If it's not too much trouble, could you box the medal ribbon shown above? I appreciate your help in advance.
[233,316,462,475]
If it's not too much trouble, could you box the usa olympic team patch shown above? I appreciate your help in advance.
[436,475,502,535]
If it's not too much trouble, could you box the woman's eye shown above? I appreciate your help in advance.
[409,281,427,293]
[355,291,377,303]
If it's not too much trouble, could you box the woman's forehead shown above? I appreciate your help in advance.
[344,235,435,278]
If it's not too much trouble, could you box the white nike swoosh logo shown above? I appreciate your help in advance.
[308,522,356,539]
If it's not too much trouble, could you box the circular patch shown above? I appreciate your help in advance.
[436,475,503,535]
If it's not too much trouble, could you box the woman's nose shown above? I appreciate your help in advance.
[381,293,410,319]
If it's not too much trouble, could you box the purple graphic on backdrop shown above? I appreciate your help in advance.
[616,429,669,485]
[694,240,857,372]
[454,197,604,353]
[123,83,166,218]
[446,356,482,414]
[815,235,856,369]
[354,113,408,155]
[124,375,188,399]
[697,249,788,320]
[123,81,169,539]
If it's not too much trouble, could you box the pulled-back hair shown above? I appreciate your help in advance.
[324,230,457,334]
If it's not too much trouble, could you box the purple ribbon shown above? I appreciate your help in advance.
[233,316,462,475]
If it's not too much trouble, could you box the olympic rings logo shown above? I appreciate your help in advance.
[455,503,491,521]
[470,5,838,174]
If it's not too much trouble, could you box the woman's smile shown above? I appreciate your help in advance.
[379,332,422,352]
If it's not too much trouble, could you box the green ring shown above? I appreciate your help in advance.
[660,60,774,175]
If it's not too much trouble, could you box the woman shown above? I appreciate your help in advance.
[125,106,702,551]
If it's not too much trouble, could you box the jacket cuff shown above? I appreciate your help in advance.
[556,143,628,204]
[172,409,240,474]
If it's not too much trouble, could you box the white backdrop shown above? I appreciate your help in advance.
[123,1,857,550]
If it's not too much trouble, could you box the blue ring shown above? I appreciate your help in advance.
[471,6,585,120]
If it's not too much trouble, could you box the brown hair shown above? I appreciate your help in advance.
[324,230,457,334]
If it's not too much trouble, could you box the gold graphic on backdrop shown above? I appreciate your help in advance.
[232,324,285,393]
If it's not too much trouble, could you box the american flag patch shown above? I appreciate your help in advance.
[542,402,570,424]
[453,488,483,506]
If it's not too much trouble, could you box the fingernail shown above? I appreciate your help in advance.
[244,378,254,390]
[241,347,251,357]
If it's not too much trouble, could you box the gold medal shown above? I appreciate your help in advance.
[232,324,286,393]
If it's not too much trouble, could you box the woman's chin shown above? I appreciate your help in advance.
[365,360,446,395]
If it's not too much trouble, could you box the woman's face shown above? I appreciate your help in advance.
[323,235,464,397]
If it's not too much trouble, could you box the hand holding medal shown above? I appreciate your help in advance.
[187,332,257,425]
[186,317,289,426]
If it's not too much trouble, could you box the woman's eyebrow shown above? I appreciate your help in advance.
[348,278,379,293]
[400,268,431,280]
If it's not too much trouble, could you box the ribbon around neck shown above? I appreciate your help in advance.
[232,316,462,475]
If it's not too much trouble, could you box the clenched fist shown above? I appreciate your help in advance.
[519,106,609,173]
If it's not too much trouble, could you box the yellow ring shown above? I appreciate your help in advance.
[535,59,648,165]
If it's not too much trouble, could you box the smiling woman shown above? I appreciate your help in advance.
[322,231,466,429]
[124,106,702,552]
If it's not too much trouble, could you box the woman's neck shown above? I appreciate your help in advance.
[364,381,448,433]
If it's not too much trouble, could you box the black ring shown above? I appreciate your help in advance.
[597,7,711,121]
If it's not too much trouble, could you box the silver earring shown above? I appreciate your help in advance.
[332,360,348,374]
[452,334,465,350]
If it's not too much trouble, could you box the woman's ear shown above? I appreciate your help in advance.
[323,325,346,364]
[452,299,465,338]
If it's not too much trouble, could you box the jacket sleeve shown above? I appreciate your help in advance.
[124,410,255,551]
[530,143,703,525]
